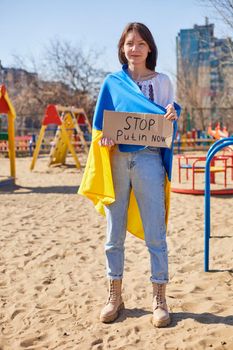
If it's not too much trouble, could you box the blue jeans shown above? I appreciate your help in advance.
[104,147,168,284]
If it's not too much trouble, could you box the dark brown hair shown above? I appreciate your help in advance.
[118,22,158,70]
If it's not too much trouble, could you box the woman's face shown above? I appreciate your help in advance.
[123,30,151,67]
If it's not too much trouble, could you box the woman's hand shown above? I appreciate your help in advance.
[164,104,178,121]
[98,137,115,147]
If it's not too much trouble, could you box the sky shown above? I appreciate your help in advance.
[0,0,231,81]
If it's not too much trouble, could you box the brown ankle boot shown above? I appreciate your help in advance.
[100,279,124,323]
[152,283,171,327]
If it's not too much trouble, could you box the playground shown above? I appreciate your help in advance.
[0,85,92,185]
[0,153,232,349]
[0,86,232,349]
[171,124,233,195]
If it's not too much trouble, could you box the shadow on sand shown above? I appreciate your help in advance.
[114,308,233,327]
[0,183,80,194]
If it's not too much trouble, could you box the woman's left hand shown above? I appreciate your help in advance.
[164,104,178,121]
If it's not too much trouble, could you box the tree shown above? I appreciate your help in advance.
[43,39,107,101]
[199,1,233,131]
[176,11,233,133]
[176,58,209,131]
[202,0,233,31]
[4,39,108,133]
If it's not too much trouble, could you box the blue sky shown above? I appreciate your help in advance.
[0,0,231,80]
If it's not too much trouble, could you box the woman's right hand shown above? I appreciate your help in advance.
[98,137,115,147]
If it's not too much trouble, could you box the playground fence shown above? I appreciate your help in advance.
[0,136,91,157]
[174,138,215,152]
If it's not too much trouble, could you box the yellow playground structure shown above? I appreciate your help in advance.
[0,85,16,184]
[30,104,91,171]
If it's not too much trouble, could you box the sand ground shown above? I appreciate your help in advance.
[0,153,232,350]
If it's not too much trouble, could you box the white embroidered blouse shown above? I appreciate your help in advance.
[135,73,174,108]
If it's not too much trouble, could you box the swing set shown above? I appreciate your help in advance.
[30,104,91,170]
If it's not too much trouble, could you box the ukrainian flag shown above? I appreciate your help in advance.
[78,65,181,240]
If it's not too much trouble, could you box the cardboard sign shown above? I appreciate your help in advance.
[103,110,173,148]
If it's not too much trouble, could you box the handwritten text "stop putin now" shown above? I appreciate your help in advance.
[116,115,166,143]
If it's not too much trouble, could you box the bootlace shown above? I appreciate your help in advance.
[154,284,165,308]
[157,284,163,306]
[108,280,117,303]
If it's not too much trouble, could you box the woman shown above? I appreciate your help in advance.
[79,22,181,327]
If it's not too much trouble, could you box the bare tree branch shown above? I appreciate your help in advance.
[198,0,233,31]
[43,39,106,98]
[1,39,108,132]
[208,0,233,30]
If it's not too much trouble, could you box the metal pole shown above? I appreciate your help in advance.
[204,137,233,272]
